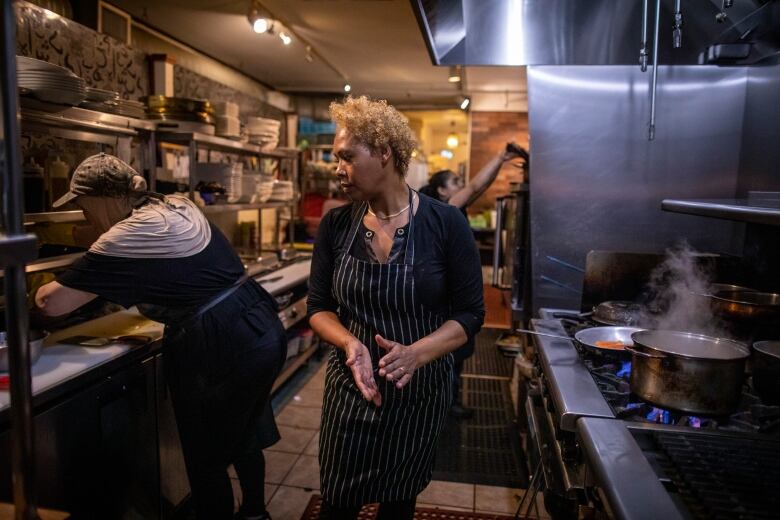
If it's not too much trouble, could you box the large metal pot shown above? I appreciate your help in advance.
[0,330,48,372]
[753,341,780,405]
[702,287,780,324]
[626,330,749,416]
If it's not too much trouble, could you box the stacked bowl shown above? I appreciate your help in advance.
[247,117,280,150]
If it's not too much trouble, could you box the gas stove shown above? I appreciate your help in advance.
[554,311,780,434]
[524,309,780,520]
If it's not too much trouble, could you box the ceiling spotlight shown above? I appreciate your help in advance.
[460,96,471,110]
[248,4,269,33]
[343,83,352,93]
[448,66,461,83]
[279,31,292,45]
[252,17,269,33]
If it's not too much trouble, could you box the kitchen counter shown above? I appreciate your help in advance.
[0,310,164,417]
[0,259,312,420]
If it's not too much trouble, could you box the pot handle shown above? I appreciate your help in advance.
[624,345,666,359]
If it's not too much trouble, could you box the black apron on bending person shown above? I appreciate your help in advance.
[319,190,454,507]
[162,279,286,473]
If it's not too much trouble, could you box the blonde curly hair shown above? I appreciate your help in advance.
[329,96,416,175]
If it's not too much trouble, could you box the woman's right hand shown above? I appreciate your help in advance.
[345,337,382,406]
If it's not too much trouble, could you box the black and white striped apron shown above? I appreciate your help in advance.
[319,192,453,507]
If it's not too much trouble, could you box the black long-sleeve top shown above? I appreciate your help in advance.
[307,193,485,342]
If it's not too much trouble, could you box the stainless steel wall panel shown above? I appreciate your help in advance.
[737,59,780,195]
[527,66,747,312]
[412,0,776,66]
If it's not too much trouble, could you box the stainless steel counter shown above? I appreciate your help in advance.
[530,318,614,431]
[577,418,685,520]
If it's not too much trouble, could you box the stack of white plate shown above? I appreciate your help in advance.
[226,163,245,203]
[268,180,294,202]
[257,180,275,202]
[246,117,280,150]
[215,101,241,139]
[17,56,86,106]
[115,99,146,119]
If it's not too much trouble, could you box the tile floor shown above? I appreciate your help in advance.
[231,358,550,520]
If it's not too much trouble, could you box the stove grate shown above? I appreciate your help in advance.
[654,431,780,520]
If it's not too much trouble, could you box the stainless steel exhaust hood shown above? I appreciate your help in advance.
[411,0,780,66]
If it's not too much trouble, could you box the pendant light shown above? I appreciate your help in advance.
[446,122,458,149]
[448,66,461,83]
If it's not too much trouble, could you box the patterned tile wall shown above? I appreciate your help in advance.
[174,65,286,138]
[15,1,148,100]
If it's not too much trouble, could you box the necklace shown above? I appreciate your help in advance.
[367,193,416,220]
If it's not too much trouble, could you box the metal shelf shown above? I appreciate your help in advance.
[24,211,85,225]
[20,105,154,136]
[0,253,84,280]
[662,198,780,226]
[201,201,294,214]
[156,132,296,158]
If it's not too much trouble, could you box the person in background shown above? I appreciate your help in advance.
[419,142,527,211]
[420,143,528,418]
[308,96,484,520]
[33,153,286,520]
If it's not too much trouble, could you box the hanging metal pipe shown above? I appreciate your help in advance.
[673,0,683,48]
[1,1,40,519]
[640,0,649,71]
[649,0,661,141]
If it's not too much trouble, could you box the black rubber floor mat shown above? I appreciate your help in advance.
[433,378,528,488]
[463,329,513,379]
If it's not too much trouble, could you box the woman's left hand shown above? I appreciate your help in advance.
[376,334,419,389]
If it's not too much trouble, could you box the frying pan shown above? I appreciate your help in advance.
[517,326,644,360]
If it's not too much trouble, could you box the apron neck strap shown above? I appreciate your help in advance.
[403,186,416,265]
[342,186,417,264]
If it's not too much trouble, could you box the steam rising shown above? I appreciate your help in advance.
[640,242,728,337]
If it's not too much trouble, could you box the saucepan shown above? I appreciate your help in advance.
[517,326,644,360]
[626,330,749,416]
[752,341,780,405]
[0,330,49,372]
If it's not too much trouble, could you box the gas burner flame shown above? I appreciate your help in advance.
[646,408,672,424]
[616,361,632,379]
[688,417,702,428]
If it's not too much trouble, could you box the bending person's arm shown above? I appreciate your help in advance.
[34,281,97,316]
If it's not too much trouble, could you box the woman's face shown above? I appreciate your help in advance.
[332,127,392,200]
[437,174,464,202]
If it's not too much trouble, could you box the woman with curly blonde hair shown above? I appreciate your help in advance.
[308,96,485,519]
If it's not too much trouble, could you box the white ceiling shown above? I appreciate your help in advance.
[109,0,526,108]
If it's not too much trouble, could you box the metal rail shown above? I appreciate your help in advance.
[1,1,41,518]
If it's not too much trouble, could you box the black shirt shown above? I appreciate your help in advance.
[307,193,485,342]
[57,222,245,322]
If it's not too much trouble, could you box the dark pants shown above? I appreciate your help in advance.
[319,498,417,520]
[165,282,286,520]
[234,401,280,517]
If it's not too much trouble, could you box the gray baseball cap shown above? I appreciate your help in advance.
[52,153,147,208]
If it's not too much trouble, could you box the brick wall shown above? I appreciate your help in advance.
[468,112,529,214]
